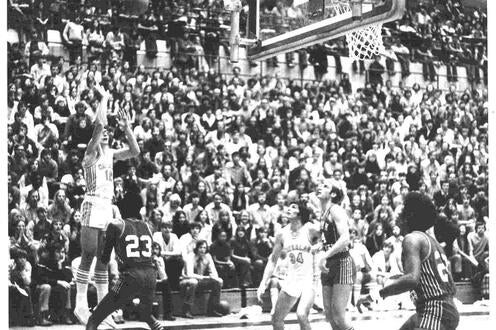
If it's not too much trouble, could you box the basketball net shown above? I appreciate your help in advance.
[332,1,385,60]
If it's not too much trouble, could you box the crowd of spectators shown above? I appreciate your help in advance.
[7,0,488,327]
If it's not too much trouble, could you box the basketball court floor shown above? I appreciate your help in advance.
[10,304,491,330]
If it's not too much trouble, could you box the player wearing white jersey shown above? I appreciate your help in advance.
[257,203,320,330]
[74,84,139,325]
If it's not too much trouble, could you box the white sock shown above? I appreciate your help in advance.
[75,268,90,310]
[95,282,108,303]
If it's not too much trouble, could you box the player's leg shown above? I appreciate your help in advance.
[398,313,417,330]
[136,270,163,330]
[269,277,281,315]
[329,284,354,330]
[94,230,109,303]
[86,277,132,330]
[272,290,299,330]
[75,224,100,323]
[295,285,315,330]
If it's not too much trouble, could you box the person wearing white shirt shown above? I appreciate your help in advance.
[248,192,274,228]
[179,222,202,259]
[152,221,183,289]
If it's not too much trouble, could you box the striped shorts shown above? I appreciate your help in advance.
[80,196,112,229]
[416,299,459,330]
[321,255,356,286]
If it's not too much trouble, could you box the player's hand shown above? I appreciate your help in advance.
[117,108,130,128]
[319,257,329,274]
[95,83,109,98]
[310,242,323,254]
[256,283,266,304]
[57,280,71,289]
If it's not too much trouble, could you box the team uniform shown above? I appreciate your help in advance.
[280,224,315,297]
[320,205,356,286]
[104,218,157,307]
[81,147,114,229]
[408,231,459,330]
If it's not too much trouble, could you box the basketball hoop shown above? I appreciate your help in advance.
[332,0,385,61]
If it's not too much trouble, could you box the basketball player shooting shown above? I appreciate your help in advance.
[74,83,140,325]
[257,203,321,330]
[379,192,459,330]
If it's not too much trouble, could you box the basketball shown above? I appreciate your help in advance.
[216,300,231,315]
[121,0,150,16]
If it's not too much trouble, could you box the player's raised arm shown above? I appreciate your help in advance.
[85,85,110,156]
[257,231,284,303]
[113,108,140,161]
[379,233,423,298]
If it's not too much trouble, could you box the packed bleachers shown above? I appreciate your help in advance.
[7,0,488,327]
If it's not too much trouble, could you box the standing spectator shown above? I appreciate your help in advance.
[179,240,223,318]
[368,55,385,87]
[24,30,49,68]
[62,16,84,65]
[391,38,410,78]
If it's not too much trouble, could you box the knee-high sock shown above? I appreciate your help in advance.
[75,268,90,309]
[94,271,109,303]
[270,288,279,312]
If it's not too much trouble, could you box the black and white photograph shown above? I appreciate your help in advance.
[5,0,493,329]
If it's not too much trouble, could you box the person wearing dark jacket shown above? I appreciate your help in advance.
[33,244,74,325]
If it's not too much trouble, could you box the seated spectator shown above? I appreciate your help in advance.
[179,221,202,258]
[231,227,256,287]
[24,30,49,67]
[205,193,233,224]
[161,193,183,223]
[172,209,189,238]
[183,191,204,223]
[451,224,474,281]
[468,221,489,288]
[212,209,235,242]
[152,221,183,290]
[349,229,373,313]
[9,248,34,326]
[194,210,213,245]
[66,210,82,262]
[32,244,73,325]
[151,242,175,321]
[371,242,402,286]
[252,227,274,286]
[48,189,72,224]
[179,240,224,318]
[365,223,386,256]
[210,230,237,288]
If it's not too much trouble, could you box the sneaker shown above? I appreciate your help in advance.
[74,306,91,325]
[207,310,223,317]
[100,315,118,329]
[38,312,53,327]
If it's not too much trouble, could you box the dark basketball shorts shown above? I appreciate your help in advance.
[416,298,460,330]
[321,255,356,286]
[111,267,157,309]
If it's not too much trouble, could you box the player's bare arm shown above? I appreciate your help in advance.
[84,85,110,159]
[257,231,284,302]
[319,206,350,272]
[113,108,140,161]
[379,233,424,298]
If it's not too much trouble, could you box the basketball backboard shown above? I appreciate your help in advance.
[237,0,406,61]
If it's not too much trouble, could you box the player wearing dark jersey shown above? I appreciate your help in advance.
[86,217,164,330]
[316,179,356,330]
[380,192,459,330]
